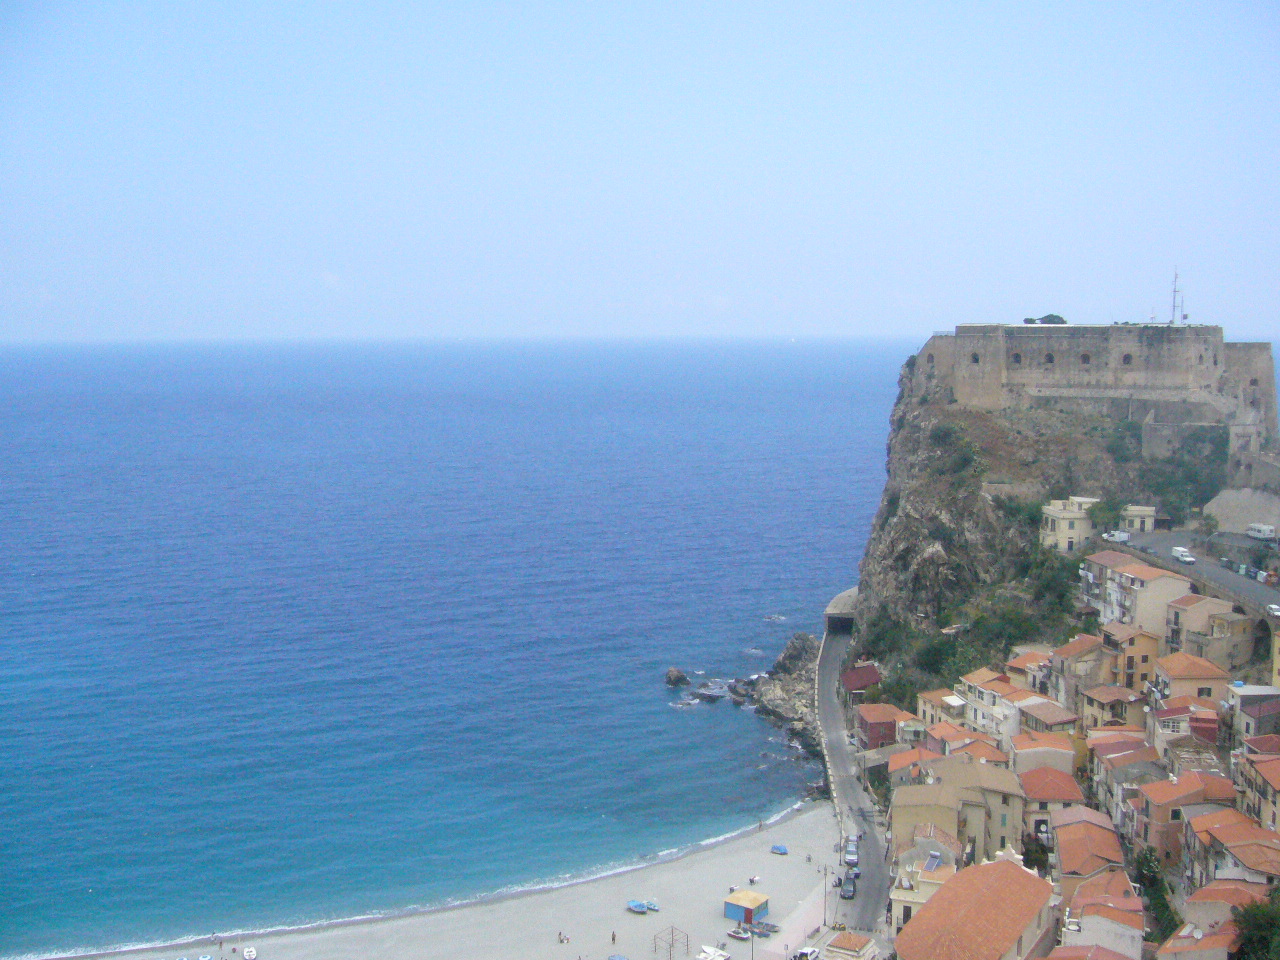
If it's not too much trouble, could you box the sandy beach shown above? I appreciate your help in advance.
[78,802,841,960]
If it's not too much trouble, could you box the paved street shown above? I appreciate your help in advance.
[814,625,892,936]
[1127,531,1280,613]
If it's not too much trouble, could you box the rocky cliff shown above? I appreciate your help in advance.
[749,632,821,755]
[749,335,1238,730]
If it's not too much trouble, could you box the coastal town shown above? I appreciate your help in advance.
[781,321,1280,960]
[818,521,1280,960]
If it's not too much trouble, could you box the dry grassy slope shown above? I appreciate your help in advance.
[853,362,1149,626]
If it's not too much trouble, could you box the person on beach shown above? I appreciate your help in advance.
[612,931,617,944]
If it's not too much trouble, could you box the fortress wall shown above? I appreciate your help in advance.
[909,325,1277,464]
[1222,341,1279,445]
[914,333,960,402]
[962,324,1223,401]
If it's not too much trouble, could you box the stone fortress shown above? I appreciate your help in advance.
[909,322,1279,489]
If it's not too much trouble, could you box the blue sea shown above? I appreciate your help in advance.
[0,340,900,957]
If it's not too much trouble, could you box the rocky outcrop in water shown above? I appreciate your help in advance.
[664,666,690,687]
[748,632,821,757]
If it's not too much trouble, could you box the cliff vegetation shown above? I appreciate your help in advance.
[847,353,1234,711]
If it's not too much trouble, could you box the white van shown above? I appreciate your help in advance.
[1172,546,1196,564]
[1247,523,1277,541]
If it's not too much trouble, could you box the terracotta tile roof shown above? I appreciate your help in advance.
[1056,821,1124,877]
[1244,757,1280,793]
[1011,731,1073,753]
[927,720,966,739]
[1163,694,1219,712]
[1229,840,1280,876]
[1246,734,1280,754]
[858,702,910,724]
[1157,921,1238,955]
[961,667,1008,685]
[841,662,882,693]
[888,747,943,774]
[1085,550,1136,570]
[1186,878,1270,908]
[1071,867,1137,904]
[1099,744,1159,770]
[827,931,872,954]
[1047,947,1133,960]
[1019,766,1085,803]
[953,740,1009,765]
[917,687,953,707]
[1051,805,1117,830]
[978,678,1019,698]
[1114,561,1192,583]
[1081,903,1144,929]
[1189,808,1254,844]
[1003,688,1040,703]
[1169,593,1211,609]
[1140,776,1204,806]
[1157,651,1231,680]
[1083,684,1144,704]
[893,821,965,860]
[1053,633,1105,659]
[1243,699,1280,720]
[894,859,1052,960]
[1006,650,1050,671]
[1021,700,1079,725]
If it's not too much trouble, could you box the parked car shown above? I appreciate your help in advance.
[792,950,822,960]
[1267,604,1280,618]
[1102,530,1131,543]
[839,875,857,900]
[843,841,859,867]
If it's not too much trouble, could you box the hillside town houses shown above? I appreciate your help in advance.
[849,532,1280,960]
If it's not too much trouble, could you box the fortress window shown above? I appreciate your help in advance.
[927,354,934,365]
[971,353,980,364]
[1122,354,1133,366]
[1080,353,1091,365]
[1198,355,1204,364]
[1044,353,1055,364]
[1011,352,1022,364]
[1251,378,1259,386]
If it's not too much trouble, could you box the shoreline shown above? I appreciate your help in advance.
[34,800,833,960]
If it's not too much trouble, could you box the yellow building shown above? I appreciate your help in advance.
[1040,497,1099,553]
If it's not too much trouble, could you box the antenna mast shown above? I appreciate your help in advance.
[1170,269,1179,324]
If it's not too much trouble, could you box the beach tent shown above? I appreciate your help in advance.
[723,889,769,923]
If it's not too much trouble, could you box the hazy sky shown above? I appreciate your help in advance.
[2,3,1278,342]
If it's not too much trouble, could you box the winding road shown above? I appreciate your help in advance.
[814,625,891,936]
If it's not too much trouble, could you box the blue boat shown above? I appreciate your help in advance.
[627,900,649,914]
[770,844,788,855]
[645,900,660,912]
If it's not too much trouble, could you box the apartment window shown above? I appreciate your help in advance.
[1122,353,1133,365]
[1081,353,1091,365]
[1198,687,1212,698]
[1012,352,1022,364]
[1001,813,1007,827]
[1068,520,1075,530]
[1001,835,1006,849]
[1141,655,1149,663]
[1045,353,1055,364]
[1172,808,1183,821]
[1141,673,1148,683]
[971,352,980,364]
[1002,795,1010,805]
[1039,801,1048,811]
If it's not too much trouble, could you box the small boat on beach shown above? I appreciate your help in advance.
[726,928,751,941]
[645,900,660,912]
[770,844,788,855]
[627,900,649,914]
